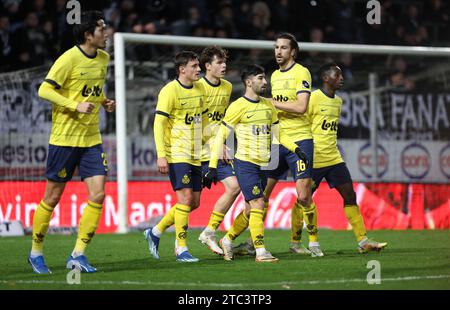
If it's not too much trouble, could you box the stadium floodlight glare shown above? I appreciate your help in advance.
[114,33,450,233]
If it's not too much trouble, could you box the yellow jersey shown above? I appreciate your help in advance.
[42,45,109,147]
[213,96,279,166]
[155,79,207,166]
[271,62,312,142]
[199,77,232,162]
[308,89,344,169]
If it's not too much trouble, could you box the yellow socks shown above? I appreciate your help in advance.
[262,201,269,221]
[156,205,176,233]
[249,209,265,249]
[73,200,103,256]
[174,203,191,248]
[290,201,304,243]
[31,200,54,255]
[207,211,225,231]
[344,204,367,242]
[225,210,249,241]
[303,202,318,243]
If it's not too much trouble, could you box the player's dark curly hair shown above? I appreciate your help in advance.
[240,64,265,85]
[199,46,228,71]
[275,32,300,59]
[318,62,339,80]
[73,11,105,45]
[174,51,199,75]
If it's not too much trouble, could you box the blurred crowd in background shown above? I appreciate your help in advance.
[0,0,449,90]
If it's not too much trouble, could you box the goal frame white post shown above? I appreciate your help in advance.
[114,33,450,233]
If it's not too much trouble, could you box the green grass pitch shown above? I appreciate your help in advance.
[1,230,449,290]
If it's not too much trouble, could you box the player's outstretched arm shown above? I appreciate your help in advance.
[272,92,310,114]
[153,113,169,174]
[38,81,79,111]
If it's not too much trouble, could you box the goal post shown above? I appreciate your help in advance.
[114,33,450,233]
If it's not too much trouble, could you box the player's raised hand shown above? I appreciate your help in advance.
[157,157,169,174]
[102,98,116,112]
[77,102,95,114]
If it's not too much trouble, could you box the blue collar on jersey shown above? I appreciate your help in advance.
[76,45,97,59]
[203,76,221,87]
[176,78,193,89]
[279,62,297,72]
[243,96,260,103]
[320,88,335,98]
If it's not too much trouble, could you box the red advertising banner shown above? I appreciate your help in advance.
[0,181,449,233]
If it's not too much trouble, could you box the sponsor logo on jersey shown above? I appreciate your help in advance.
[81,85,102,97]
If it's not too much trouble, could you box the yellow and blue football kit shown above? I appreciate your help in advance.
[199,76,235,181]
[31,45,110,265]
[308,88,369,244]
[39,45,110,182]
[268,62,314,181]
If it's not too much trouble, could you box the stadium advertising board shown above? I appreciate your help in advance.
[1,181,448,233]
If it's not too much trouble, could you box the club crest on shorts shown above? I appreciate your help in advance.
[57,168,67,178]
[182,174,190,184]
[252,185,261,195]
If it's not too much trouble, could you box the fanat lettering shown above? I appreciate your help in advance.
[321,119,338,131]
[252,125,271,135]
[185,113,202,125]
[81,85,102,97]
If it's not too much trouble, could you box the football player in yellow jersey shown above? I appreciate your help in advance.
[309,63,387,253]
[203,65,308,262]
[144,51,207,263]
[28,11,115,274]
[234,33,323,257]
[196,46,242,256]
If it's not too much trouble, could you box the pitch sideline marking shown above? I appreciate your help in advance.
[1,274,449,287]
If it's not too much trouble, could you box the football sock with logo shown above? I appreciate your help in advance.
[73,200,103,257]
[155,205,176,236]
[262,201,269,221]
[225,210,249,241]
[207,211,225,231]
[249,209,265,249]
[174,204,191,248]
[290,201,304,243]
[344,204,367,242]
[31,200,54,256]
[303,202,319,243]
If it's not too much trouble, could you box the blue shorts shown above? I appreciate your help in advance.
[233,159,267,202]
[267,139,314,181]
[169,163,202,192]
[201,160,235,182]
[46,144,108,182]
[312,162,353,192]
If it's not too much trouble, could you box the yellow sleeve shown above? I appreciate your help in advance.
[154,85,175,158]
[44,52,72,90]
[296,67,312,94]
[39,52,79,110]
[307,93,315,118]
[209,101,242,168]
[153,114,168,158]
[155,84,174,116]
[38,81,79,111]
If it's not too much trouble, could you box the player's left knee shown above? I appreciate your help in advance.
[343,191,357,205]
[226,183,241,198]
[89,190,105,204]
